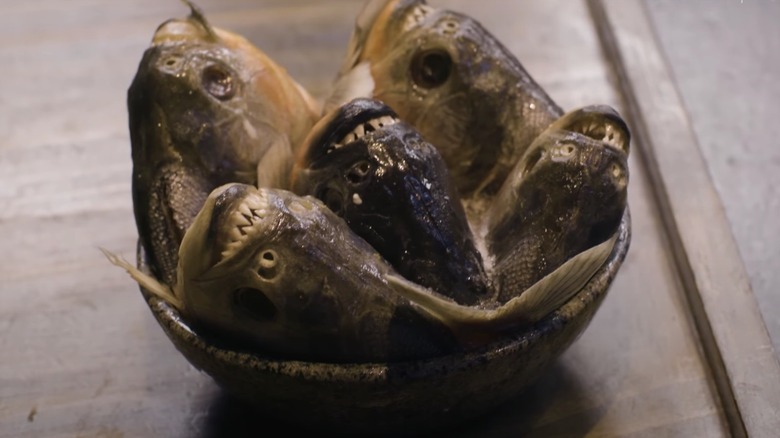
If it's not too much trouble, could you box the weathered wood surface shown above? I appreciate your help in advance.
[645,0,780,365]
[1,0,770,436]
[592,1,780,436]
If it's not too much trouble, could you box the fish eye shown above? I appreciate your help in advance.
[233,287,277,320]
[201,64,235,100]
[410,49,452,89]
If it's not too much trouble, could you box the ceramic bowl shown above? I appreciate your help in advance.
[137,209,631,435]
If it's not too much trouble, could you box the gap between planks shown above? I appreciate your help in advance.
[587,0,780,437]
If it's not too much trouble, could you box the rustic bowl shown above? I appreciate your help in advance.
[137,209,631,435]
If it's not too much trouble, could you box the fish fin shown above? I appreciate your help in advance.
[294,81,324,118]
[324,62,375,115]
[100,248,183,311]
[387,233,616,333]
[494,234,618,325]
[180,0,219,42]
[386,274,497,327]
[336,0,390,76]
[256,137,293,189]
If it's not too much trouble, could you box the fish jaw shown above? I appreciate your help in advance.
[293,98,401,177]
[178,184,275,280]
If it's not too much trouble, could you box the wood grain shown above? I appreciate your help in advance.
[0,0,762,436]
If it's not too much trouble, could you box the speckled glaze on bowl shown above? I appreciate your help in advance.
[137,209,631,435]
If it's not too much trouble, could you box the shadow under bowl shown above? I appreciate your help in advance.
[137,209,631,435]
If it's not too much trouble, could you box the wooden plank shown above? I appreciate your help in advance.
[645,0,780,363]
[589,0,780,436]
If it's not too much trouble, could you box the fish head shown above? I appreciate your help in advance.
[335,0,560,193]
[292,98,446,254]
[492,105,630,250]
[176,183,337,354]
[129,9,310,185]
[293,98,406,216]
[293,98,488,303]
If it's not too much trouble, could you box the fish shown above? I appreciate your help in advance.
[128,1,320,286]
[486,105,630,303]
[329,0,564,197]
[292,98,489,305]
[104,183,460,363]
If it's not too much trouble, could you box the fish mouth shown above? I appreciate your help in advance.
[553,105,631,155]
[299,98,401,169]
[206,184,275,268]
[519,115,629,192]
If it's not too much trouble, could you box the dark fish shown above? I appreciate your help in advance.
[330,0,563,196]
[104,183,459,363]
[128,2,320,285]
[383,106,628,344]
[292,98,488,305]
[486,105,630,303]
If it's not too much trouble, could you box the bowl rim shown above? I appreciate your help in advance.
[139,208,631,383]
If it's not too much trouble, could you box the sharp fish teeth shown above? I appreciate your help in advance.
[228,227,242,243]
[333,116,401,149]
[235,212,251,227]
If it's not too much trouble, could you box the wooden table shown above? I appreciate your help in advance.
[2,1,778,436]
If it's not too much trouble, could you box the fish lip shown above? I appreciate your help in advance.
[300,98,401,169]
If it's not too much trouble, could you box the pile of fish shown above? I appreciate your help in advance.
[105,0,630,363]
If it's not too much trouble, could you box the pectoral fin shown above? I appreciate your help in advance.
[495,234,617,325]
[100,248,183,311]
[386,234,617,337]
[336,0,390,76]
